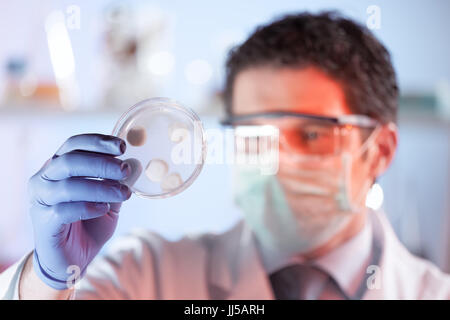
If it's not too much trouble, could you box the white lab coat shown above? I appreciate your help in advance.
[1,210,450,299]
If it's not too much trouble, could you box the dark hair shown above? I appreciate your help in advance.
[224,11,398,124]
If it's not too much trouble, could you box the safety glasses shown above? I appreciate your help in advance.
[221,111,379,157]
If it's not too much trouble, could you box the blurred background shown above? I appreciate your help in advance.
[0,0,449,273]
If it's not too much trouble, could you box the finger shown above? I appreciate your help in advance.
[81,202,122,244]
[52,202,111,224]
[54,134,126,158]
[84,203,122,226]
[121,158,142,187]
[35,178,132,206]
[42,151,131,181]
[108,202,122,215]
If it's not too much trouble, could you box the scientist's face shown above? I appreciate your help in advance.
[231,66,391,230]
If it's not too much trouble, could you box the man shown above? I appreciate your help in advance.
[1,11,449,300]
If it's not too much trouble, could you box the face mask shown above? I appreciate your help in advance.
[233,128,379,259]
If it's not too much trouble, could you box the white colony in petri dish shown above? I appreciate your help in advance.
[145,159,169,182]
[161,172,183,191]
[126,126,147,146]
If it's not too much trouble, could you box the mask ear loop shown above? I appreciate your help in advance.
[335,152,353,211]
[357,125,383,201]
[337,125,382,213]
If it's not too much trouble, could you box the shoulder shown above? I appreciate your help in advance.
[395,245,450,299]
[417,258,450,299]
[376,211,450,299]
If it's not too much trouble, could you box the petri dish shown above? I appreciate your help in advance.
[112,97,207,199]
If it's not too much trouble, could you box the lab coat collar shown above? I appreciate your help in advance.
[311,211,373,298]
[361,210,395,300]
[207,220,275,299]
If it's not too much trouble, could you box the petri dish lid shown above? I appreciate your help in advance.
[112,97,207,199]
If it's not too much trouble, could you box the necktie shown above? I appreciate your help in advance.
[269,264,330,300]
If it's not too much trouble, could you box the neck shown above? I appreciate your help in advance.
[301,210,368,260]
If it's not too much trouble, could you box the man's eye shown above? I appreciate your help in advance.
[301,130,319,141]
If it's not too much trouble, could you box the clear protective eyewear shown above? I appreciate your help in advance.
[221,111,380,158]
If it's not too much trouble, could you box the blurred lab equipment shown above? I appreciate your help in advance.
[101,4,172,111]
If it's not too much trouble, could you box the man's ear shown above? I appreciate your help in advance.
[370,122,398,178]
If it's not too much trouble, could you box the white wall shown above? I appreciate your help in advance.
[1,0,449,110]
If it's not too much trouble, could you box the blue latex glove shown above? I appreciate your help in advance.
[28,134,132,290]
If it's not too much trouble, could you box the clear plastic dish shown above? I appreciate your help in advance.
[112,97,207,199]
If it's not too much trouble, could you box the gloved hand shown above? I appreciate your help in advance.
[28,134,132,290]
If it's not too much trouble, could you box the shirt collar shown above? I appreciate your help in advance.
[311,215,373,296]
